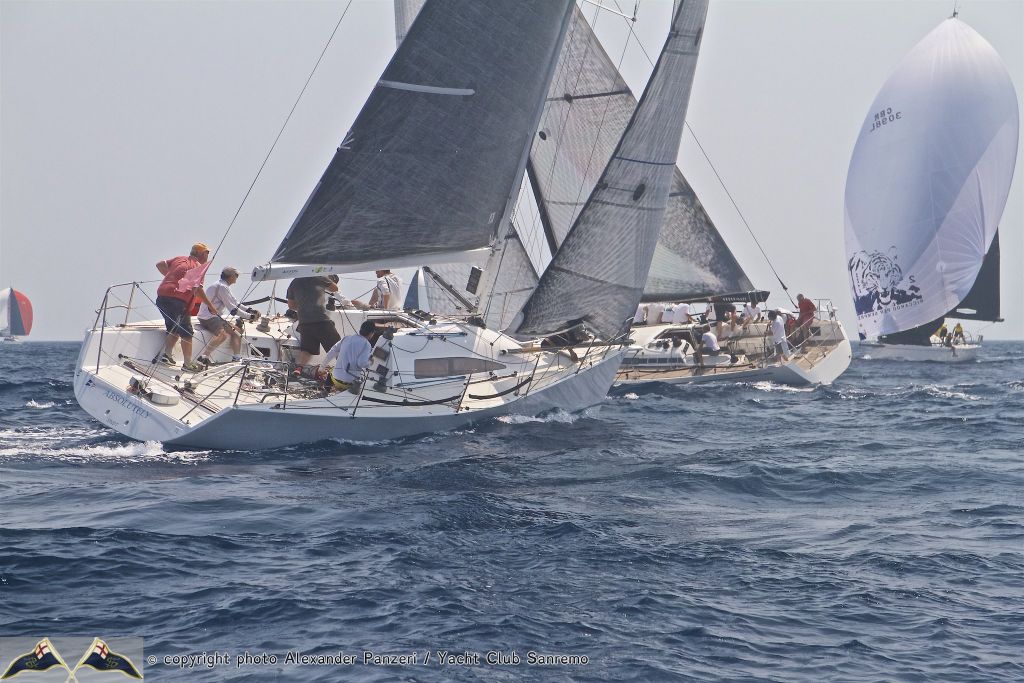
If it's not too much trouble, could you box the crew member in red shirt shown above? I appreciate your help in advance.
[153,243,216,371]
[795,293,817,345]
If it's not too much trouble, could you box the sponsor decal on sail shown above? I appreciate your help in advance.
[847,247,923,320]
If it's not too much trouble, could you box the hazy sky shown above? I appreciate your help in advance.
[2,0,1021,340]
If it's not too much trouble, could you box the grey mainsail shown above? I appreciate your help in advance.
[514,0,710,338]
[271,0,574,269]
[393,0,540,330]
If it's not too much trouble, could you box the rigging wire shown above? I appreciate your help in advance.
[210,0,354,267]
[683,121,792,303]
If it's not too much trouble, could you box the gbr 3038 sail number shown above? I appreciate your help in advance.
[869,106,902,132]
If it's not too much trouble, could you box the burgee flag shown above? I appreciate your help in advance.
[1,638,71,679]
[72,639,142,679]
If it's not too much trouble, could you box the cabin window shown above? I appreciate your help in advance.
[414,357,506,379]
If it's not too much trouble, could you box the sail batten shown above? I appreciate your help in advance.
[272,0,574,269]
[844,18,1018,338]
[514,0,711,339]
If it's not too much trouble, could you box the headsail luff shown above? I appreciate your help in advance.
[844,18,1018,339]
[530,4,752,303]
[513,0,711,339]
[270,0,574,271]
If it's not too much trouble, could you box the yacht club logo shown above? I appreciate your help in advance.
[848,247,923,317]
[1,638,142,680]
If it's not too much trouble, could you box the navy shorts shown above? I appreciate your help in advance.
[199,316,228,335]
[156,296,194,339]
[296,320,341,355]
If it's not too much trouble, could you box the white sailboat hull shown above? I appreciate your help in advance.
[615,316,852,387]
[859,340,979,363]
[73,309,624,450]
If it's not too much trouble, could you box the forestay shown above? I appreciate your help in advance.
[270,0,574,271]
[514,0,711,339]
[844,18,1018,339]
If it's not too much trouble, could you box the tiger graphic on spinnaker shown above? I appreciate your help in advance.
[848,248,922,316]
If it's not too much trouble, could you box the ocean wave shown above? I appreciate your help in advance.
[0,437,208,463]
[0,425,110,441]
[823,383,982,402]
[497,408,593,425]
[25,399,56,409]
[750,381,816,393]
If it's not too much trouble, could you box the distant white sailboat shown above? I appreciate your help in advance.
[0,287,33,342]
[845,15,1019,363]
[73,0,710,449]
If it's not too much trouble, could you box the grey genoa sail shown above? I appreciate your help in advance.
[529,4,752,302]
[270,0,574,271]
[397,1,753,315]
[514,0,711,339]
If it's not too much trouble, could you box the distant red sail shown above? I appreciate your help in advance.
[9,288,32,336]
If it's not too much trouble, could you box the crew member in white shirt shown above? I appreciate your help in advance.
[633,303,647,325]
[670,302,693,324]
[369,269,402,310]
[321,320,377,389]
[742,300,762,330]
[646,302,666,325]
[196,267,259,364]
[701,326,721,355]
[768,310,791,361]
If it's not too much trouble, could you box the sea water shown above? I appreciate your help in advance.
[1,342,1022,681]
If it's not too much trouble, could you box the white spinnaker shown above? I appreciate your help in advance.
[843,18,1018,339]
